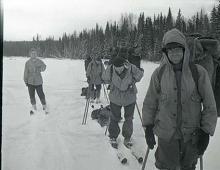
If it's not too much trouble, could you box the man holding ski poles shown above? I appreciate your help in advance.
[102,47,144,149]
[142,28,217,170]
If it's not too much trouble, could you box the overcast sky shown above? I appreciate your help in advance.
[4,0,218,41]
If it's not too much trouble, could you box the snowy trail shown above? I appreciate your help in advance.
[2,57,220,170]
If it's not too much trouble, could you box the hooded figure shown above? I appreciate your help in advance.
[142,29,217,170]
[86,56,105,103]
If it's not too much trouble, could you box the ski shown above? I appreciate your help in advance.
[111,146,128,164]
[116,150,127,164]
[109,139,128,164]
[130,147,143,163]
[124,143,143,164]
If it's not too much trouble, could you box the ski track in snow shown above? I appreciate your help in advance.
[2,57,220,170]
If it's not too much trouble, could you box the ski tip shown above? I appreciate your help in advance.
[121,158,127,164]
[138,157,143,164]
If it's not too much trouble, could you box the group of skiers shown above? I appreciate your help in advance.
[23,28,219,170]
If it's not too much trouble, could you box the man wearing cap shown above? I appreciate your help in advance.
[102,56,144,148]
[142,28,217,170]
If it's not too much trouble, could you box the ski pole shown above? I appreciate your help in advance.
[200,156,203,170]
[82,83,91,125]
[84,98,90,125]
[105,125,108,135]
[82,98,89,124]
[102,84,110,135]
[141,147,150,170]
[135,102,143,125]
[104,119,110,136]
[135,101,151,170]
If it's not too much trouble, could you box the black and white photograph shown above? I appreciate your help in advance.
[2,0,220,169]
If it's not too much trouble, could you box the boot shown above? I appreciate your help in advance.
[124,138,133,148]
[30,104,37,115]
[43,104,49,114]
[110,138,118,149]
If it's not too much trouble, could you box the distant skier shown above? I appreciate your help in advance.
[24,48,48,114]
[102,56,144,148]
[84,55,92,72]
[86,56,105,103]
[142,29,217,170]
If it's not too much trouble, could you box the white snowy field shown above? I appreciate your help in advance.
[2,57,220,170]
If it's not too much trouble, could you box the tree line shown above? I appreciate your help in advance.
[3,2,220,61]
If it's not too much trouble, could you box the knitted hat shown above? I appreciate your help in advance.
[112,57,126,67]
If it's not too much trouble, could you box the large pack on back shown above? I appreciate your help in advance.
[186,34,220,116]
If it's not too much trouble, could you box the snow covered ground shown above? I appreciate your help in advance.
[2,57,220,170]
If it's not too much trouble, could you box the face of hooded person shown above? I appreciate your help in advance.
[167,47,184,64]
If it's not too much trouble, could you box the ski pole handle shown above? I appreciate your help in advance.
[200,155,203,170]
[141,147,150,170]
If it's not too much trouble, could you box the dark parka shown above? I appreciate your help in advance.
[142,29,217,142]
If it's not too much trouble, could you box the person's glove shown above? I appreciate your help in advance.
[25,82,28,86]
[197,129,210,155]
[145,124,156,149]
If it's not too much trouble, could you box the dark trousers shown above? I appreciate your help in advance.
[108,102,135,139]
[90,84,101,99]
[28,84,46,105]
[155,138,198,170]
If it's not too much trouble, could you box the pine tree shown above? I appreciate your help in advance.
[216,2,220,39]
[166,7,174,31]
[210,6,218,38]
[175,9,185,32]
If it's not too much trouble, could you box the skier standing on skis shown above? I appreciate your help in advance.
[142,28,217,170]
[102,48,144,148]
[86,56,105,103]
[24,48,48,114]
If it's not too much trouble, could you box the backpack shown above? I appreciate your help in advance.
[187,36,220,116]
[214,62,220,116]
[91,105,111,127]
